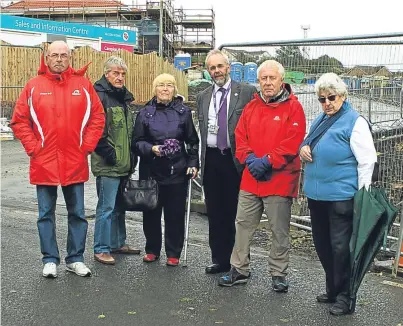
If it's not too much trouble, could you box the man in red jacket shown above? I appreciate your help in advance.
[11,41,105,278]
[218,60,306,292]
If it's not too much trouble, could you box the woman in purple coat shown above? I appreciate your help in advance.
[133,73,199,266]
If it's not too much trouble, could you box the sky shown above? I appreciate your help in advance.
[2,0,402,68]
[170,0,403,47]
[119,0,403,70]
[3,0,403,46]
[172,0,403,70]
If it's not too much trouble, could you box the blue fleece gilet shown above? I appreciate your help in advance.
[303,102,360,201]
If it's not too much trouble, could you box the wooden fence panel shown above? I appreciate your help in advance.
[1,44,188,104]
[71,47,188,103]
[1,43,42,102]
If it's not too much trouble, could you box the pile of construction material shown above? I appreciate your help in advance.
[0,118,14,141]
[188,79,212,102]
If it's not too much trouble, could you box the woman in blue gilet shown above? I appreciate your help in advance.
[299,73,377,316]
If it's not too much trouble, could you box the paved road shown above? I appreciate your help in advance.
[1,140,403,326]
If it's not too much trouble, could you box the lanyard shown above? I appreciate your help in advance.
[212,83,232,116]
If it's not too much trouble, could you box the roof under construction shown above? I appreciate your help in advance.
[3,0,126,9]
[1,0,215,62]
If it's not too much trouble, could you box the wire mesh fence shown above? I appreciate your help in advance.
[191,33,403,257]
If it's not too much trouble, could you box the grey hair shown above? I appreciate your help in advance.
[257,60,285,79]
[315,73,348,97]
[104,56,128,74]
[205,49,230,68]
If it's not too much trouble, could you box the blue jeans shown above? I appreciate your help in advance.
[94,176,127,254]
[37,183,88,265]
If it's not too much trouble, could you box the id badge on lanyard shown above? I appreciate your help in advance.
[208,83,231,135]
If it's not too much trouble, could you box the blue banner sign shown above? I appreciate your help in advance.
[0,14,137,45]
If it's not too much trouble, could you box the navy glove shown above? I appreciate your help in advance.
[245,153,257,165]
[248,156,272,181]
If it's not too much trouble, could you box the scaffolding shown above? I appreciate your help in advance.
[175,8,215,64]
[1,0,215,62]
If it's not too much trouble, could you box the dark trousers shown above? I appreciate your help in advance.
[143,182,188,258]
[308,198,354,304]
[203,147,241,267]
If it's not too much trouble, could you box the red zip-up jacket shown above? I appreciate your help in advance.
[11,55,105,186]
[235,85,306,198]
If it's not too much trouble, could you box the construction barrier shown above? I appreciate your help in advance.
[217,33,403,266]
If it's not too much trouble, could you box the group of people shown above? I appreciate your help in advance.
[11,40,377,316]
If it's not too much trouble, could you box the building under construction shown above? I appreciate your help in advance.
[1,0,215,63]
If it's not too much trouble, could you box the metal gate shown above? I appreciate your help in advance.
[214,32,403,274]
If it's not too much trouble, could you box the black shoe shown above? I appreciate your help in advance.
[329,301,353,316]
[218,267,250,287]
[317,293,336,303]
[272,276,289,293]
[205,263,231,274]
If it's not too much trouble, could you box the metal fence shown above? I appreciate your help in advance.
[213,33,403,271]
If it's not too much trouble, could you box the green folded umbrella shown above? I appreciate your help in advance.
[349,186,399,312]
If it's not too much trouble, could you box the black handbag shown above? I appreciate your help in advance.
[120,177,159,212]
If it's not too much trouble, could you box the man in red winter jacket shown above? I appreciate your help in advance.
[218,60,306,292]
[11,41,105,278]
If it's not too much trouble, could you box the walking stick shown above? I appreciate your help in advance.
[182,177,192,267]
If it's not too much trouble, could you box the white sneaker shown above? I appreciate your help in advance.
[42,262,57,278]
[66,262,92,277]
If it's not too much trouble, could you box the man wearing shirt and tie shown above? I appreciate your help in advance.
[197,50,256,274]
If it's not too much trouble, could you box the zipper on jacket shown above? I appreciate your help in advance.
[122,102,133,172]
[171,165,174,175]
[314,143,319,200]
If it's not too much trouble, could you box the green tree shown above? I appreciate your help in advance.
[309,55,344,74]
[256,54,275,66]
[275,45,306,70]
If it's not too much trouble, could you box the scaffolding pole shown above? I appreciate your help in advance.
[159,0,163,57]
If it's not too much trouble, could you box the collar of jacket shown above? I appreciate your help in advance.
[94,75,134,102]
[144,96,186,117]
[37,53,90,83]
[256,83,292,106]
[42,66,74,83]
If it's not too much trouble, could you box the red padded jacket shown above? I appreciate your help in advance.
[11,56,105,186]
[235,86,306,198]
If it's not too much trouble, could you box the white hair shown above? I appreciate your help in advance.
[315,73,348,97]
[257,60,285,79]
[104,56,128,74]
[205,49,230,68]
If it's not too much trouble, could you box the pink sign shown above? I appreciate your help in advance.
[101,42,134,53]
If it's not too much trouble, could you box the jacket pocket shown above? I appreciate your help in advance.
[172,153,186,175]
[31,141,43,158]
[109,107,125,138]
[115,144,123,164]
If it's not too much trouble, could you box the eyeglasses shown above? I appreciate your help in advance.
[318,94,337,103]
[156,83,175,89]
[48,53,69,60]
